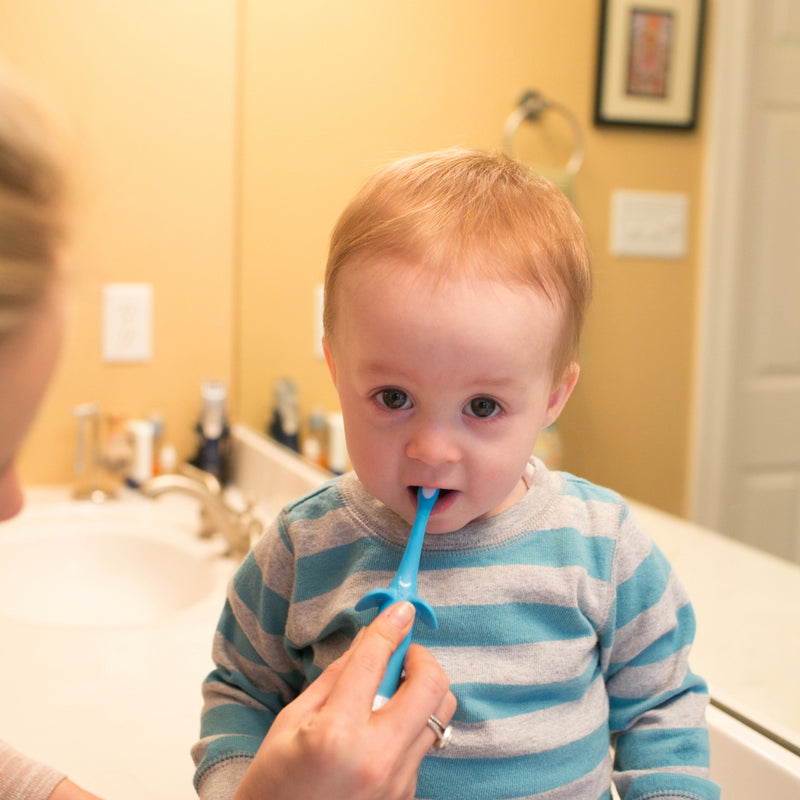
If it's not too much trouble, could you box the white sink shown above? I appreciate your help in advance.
[0,486,241,799]
[0,492,229,628]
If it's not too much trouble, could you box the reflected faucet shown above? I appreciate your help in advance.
[72,403,117,502]
[141,464,262,559]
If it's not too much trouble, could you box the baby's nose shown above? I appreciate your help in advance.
[405,425,460,466]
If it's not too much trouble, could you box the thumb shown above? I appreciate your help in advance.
[320,601,416,718]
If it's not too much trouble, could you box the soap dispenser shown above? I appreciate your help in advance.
[190,379,231,484]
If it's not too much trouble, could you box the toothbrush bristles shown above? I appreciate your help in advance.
[421,486,438,499]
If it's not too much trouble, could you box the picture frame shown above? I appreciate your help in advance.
[594,0,706,130]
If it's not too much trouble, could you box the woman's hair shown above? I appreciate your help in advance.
[0,60,67,340]
[324,148,592,378]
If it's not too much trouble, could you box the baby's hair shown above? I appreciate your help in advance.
[324,148,592,378]
[0,60,68,340]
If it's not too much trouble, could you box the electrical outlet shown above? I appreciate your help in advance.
[610,190,688,259]
[102,283,153,362]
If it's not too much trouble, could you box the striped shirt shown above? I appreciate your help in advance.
[192,459,720,800]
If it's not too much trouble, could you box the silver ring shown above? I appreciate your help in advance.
[426,714,453,750]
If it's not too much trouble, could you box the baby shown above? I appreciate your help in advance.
[193,149,720,800]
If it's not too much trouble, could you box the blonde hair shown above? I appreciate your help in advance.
[0,61,67,340]
[324,148,592,377]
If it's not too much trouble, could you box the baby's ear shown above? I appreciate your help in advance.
[544,362,580,426]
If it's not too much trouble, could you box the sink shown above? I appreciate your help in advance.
[0,495,228,628]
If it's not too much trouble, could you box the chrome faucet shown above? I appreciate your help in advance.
[141,464,262,559]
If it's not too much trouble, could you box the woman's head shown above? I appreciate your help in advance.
[0,61,68,520]
[0,60,67,339]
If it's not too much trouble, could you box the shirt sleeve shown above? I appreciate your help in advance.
[602,510,721,800]
[0,740,67,800]
[191,515,306,800]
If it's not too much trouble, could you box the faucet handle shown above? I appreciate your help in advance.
[178,462,222,496]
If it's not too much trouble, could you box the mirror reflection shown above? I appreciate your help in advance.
[3,0,798,761]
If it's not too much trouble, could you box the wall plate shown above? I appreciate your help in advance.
[611,190,689,259]
[102,283,153,362]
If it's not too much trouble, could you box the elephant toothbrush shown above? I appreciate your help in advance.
[356,486,440,708]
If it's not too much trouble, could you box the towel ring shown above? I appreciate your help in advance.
[503,90,585,176]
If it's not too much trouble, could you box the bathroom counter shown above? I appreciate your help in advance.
[630,500,800,753]
[5,426,799,798]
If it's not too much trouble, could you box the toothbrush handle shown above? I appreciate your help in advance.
[372,629,412,709]
[358,593,438,709]
[357,487,440,709]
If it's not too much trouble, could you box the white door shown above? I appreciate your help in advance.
[693,0,800,563]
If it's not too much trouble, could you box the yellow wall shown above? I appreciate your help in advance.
[6,1,710,517]
[239,0,709,515]
[1,0,237,483]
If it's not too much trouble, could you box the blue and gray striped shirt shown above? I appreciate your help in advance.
[192,460,719,800]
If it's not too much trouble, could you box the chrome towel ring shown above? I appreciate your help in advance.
[503,90,585,176]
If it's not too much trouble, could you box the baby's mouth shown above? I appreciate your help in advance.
[408,486,453,507]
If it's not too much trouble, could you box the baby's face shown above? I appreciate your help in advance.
[324,257,577,533]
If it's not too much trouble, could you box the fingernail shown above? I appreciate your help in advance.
[387,601,415,628]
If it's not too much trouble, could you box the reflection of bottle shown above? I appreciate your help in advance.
[148,412,164,475]
[267,378,300,452]
[533,423,563,469]
[191,380,231,484]
[126,418,154,487]
[327,411,348,475]
[302,408,329,469]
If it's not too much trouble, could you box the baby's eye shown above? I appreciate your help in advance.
[465,397,500,418]
[375,389,412,410]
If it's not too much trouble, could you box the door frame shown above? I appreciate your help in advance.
[690,0,755,525]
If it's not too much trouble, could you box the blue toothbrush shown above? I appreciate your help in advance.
[356,486,440,708]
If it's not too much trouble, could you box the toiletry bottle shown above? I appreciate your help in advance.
[533,423,564,469]
[148,412,164,475]
[190,380,231,484]
[126,418,155,488]
[327,411,348,475]
[267,378,300,452]
[103,412,133,481]
[302,408,329,469]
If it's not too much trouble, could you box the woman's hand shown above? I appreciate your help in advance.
[48,779,102,800]
[233,601,456,800]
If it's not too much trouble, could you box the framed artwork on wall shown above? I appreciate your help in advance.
[594,0,706,129]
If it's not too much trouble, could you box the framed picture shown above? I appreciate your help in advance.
[594,0,706,129]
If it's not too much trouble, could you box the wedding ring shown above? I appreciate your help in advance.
[426,714,453,750]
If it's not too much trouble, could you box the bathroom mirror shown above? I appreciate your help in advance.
[4,0,798,757]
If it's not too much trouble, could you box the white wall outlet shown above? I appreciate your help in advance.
[610,190,689,259]
[102,283,153,362]
[313,283,325,360]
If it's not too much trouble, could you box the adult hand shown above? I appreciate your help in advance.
[48,780,102,800]
[233,601,456,800]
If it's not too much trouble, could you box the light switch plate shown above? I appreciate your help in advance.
[610,190,688,259]
[102,283,153,362]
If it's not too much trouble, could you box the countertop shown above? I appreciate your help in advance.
[631,501,800,753]
[3,427,799,799]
